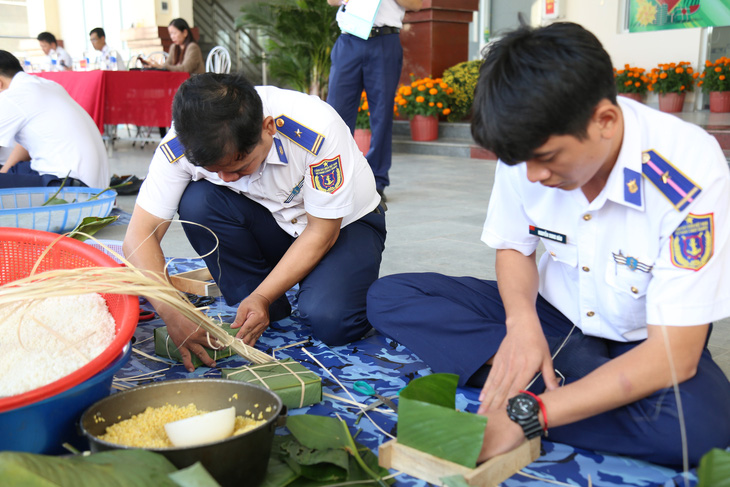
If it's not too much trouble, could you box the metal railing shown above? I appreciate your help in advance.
[193,0,267,84]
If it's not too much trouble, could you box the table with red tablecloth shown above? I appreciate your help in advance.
[34,71,190,133]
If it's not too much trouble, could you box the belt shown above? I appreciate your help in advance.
[369,26,400,38]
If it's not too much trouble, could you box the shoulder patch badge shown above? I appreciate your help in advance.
[159,136,185,164]
[642,150,701,211]
[275,115,325,155]
[310,156,344,194]
[670,213,714,271]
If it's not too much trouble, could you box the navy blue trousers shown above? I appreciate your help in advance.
[327,32,402,192]
[178,180,387,346]
[0,160,86,188]
[366,272,730,466]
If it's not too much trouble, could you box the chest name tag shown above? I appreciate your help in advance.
[529,225,566,244]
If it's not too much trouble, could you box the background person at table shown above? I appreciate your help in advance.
[140,18,204,75]
[326,0,422,202]
[123,73,386,372]
[89,27,124,71]
[366,22,730,466]
[36,32,72,71]
[0,50,109,189]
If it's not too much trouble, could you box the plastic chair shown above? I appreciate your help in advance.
[206,46,231,74]
[147,51,169,65]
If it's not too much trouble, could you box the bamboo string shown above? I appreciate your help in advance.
[0,266,274,365]
[301,347,395,440]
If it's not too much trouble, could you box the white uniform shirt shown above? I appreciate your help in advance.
[482,97,730,342]
[46,46,73,71]
[136,85,381,237]
[335,0,406,30]
[0,72,109,189]
[97,44,124,71]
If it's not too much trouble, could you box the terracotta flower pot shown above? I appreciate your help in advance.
[618,93,643,103]
[658,92,686,113]
[709,91,730,113]
[410,114,439,142]
[354,128,371,155]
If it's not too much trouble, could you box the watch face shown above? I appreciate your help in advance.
[509,395,538,420]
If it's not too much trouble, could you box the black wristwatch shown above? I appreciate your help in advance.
[506,393,543,439]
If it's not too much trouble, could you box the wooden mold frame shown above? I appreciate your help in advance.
[379,437,540,487]
[169,267,222,297]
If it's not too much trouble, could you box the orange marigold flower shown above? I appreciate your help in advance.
[716,66,723,73]
[706,60,713,67]
[439,82,448,89]
[398,98,407,106]
[416,96,425,103]
[659,72,668,79]
[426,82,434,88]
[429,88,438,95]
[624,80,632,86]
[418,85,427,91]
[436,102,443,108]
[676,67,684,74]
[721,75,727,81]
[446,88,454,94]
[443,108,451,115]
[429,102,435,106]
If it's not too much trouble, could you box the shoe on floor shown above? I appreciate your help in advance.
[111,174,144,195]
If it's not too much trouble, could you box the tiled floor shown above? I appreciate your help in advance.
[97,137,730,378]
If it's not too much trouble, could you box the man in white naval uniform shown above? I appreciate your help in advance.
[124,74,386,372]
[367,22,730,467]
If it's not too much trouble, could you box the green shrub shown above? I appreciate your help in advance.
[441,60,483,122]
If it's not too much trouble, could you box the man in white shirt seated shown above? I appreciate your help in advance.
[89,27,124,71]
[37,32,72,71]
[0,50,109,189]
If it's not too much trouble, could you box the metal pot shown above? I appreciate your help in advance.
[80,378,286,487]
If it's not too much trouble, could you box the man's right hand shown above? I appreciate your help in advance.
[163,309,221,372]
[477,321,558,414]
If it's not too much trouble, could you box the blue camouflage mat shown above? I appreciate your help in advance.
[115,258,699,487]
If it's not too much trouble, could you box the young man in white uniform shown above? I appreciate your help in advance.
[367,23,730,466]
[125,73,386,372]
[0,51,109,188]
[37,32,72,71]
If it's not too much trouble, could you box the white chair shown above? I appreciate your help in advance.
[206,46,231,74]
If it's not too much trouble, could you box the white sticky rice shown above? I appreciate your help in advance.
[0,293,117,397]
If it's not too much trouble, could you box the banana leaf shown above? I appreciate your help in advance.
[698,448,730,487]
[167,462,220,487]
[397,373,487,468]
[0,450,181,487]
[67,215,119,241]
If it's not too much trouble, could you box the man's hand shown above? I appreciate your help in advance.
[231,293,271,346]
[165,313,221,372]
[477,407,526,463]
[478,323,558,414]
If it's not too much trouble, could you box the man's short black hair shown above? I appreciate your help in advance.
[89,27,106,38]
[172,73,264,167]
[471,22,617,164]
[0,50,23,78]
[36,32,57,45]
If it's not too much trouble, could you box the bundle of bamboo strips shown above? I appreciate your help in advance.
[0,265,274,365]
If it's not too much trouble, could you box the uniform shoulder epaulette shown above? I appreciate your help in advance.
[159,135,186,164]
[641,149,701,211]
[274,115,325,155]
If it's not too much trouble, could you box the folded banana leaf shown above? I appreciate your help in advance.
[397,373,487,468]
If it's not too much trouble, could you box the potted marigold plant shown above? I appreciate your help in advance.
[698,57,730,113]
[394,75,453,141]
[647,61,696,113]
[354,91,371,155]
[614,64,649,103]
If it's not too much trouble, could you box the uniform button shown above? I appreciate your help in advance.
[582,266,590,272]
[291,218,298,224]
[550,251,556,256]
[583,214,592,221]
[631,286,639,294]
[586,311,595,317]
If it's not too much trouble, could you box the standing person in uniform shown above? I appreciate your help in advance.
[326,0,423,201]
[366,22,730,466]
[0,50,108,189]
[123,73,386,372]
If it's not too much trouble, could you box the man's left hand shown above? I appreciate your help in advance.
[231,292,271,346]
[477,407,526,463]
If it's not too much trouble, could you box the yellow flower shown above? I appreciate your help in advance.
[416,96,425,103]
